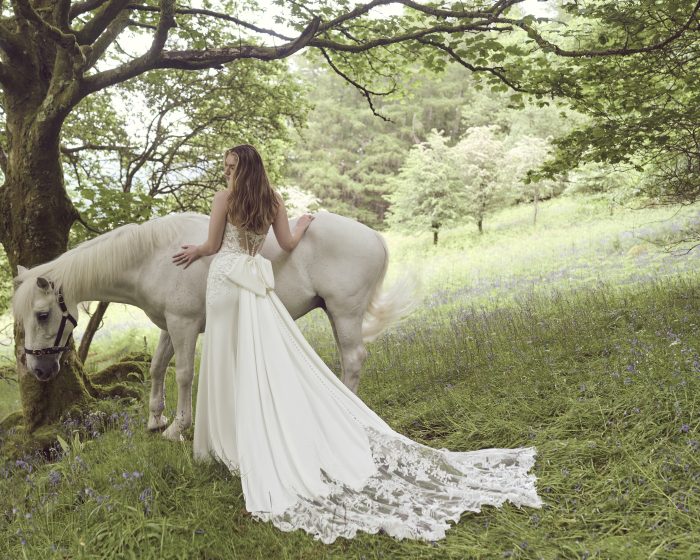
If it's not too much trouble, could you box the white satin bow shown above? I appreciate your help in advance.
[225,253,275,296]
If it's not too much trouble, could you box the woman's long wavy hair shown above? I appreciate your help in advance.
[224,144,279,233]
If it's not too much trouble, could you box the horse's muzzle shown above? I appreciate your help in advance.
[32,362,60,382]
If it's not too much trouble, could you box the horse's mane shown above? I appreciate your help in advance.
[12,213,203,322]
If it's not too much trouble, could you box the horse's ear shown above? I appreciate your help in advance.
[13,265,28,290]
[36,277,52,292]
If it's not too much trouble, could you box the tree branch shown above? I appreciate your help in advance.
[401,0,522,19]
[69,0,111,21]
[61,142,132,154]
[315,0,521,34]
[125,4,293,41]
[75,0,131,44]
[0,19,26,62]
[84,10,130,68]
[147,0,176,60]
[126,18,156,31]
[319,48,392,121]
[416,37,547,95]
[308,21,504,53]
[82,16,321,93]
[13,0,85,63]
[512,0,700,58]
[53,0,72,30]
[74,212,105,235]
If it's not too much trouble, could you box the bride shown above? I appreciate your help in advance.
[172,144,542,544]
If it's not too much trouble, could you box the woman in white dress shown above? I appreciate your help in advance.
[172,144,542,544]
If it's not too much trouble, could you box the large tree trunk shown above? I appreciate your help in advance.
[0,101,92,433]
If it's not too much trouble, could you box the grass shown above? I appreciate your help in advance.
[1,195,700,558]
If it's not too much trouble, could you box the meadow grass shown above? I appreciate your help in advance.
[1,196,700,558]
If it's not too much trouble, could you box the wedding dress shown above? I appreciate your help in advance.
[193,222,542,544]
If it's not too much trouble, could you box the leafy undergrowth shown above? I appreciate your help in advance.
[1,276,699,559]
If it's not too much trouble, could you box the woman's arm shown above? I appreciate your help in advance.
[272,194,314,252]
[172,191,229,268]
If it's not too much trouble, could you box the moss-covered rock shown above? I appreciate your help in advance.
[117,351,152,365]
[0,410,22,431]
[90,361,147,386]
[0,365,16,380]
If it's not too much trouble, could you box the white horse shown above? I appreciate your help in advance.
[12,212,414,440]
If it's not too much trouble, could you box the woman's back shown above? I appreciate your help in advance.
[221,221,268,256]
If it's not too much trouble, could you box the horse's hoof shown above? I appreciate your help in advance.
[162,424,182,441]
[147,415,169,431]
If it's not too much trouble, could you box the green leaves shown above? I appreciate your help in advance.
[507,0,700,204]
[62,58,307,245]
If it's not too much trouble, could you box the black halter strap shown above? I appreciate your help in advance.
[24,287,78,357]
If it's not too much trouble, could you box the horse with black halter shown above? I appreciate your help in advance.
[13,212,413,440]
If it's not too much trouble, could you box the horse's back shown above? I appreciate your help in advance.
[137,214,210,330]
[265,212,386,314]
[144,212,386,327]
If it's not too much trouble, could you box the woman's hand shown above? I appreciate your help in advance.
[296,214,315,234]
[172,244,201,269]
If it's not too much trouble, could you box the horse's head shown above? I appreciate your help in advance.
[13,266,79,382]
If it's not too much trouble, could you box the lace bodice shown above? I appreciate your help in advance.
[207,223,270,306]
[220,222,268,256]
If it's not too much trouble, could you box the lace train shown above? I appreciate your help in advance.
[254,429,541,544]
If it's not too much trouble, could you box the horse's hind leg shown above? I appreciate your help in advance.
[325,308,367,394]
[162,316,200,441]
[147,330,174,431]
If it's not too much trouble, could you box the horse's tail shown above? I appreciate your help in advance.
[361,234,419,343]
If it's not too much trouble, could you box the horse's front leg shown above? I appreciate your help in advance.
[162,317,199,441]
[147,329,174,431]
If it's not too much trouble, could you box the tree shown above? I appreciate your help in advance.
[63,59,307,364]
[506,135,562,225]
[386,131,465,245]
[284,57,408,229]
[286,54,587,230]
[451,126,514,233]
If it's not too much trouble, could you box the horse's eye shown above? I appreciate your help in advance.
[36,312,50,321]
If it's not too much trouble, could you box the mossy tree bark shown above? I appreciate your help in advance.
[0,42,89,431]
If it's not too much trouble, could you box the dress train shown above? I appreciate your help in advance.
[193,223,542,543]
